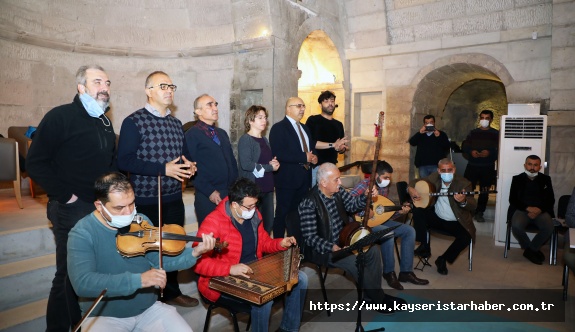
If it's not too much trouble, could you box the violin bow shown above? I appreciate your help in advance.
[157,174,163,298]
[361,112,385,228]
[72,289,107,332]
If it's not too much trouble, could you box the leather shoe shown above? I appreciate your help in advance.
[383,271,404,290]
[535,250,545,262]
[165,295,199,307]
[414,244,431,258]
[377,294,407,315]
[435,256,448,275]
[523,248,543,265]
[398,271,429,285]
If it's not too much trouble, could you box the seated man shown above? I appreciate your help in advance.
[350,160,428,290]
[564,187,575,272]
[299,163,406,312]
[408,158,476,275]
[195,178,307,332]
[67,172,216,331]
[509,155,555,265]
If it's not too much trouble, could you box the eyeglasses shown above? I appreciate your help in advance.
[255,115,267,120]
[148,84,177,92]
[289,104,306,108]
[205,101,219,107]
[239,203,257,210]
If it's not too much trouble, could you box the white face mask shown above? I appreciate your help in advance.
[234,204,256,220]
[524,170,538,177]
[100,203,137,229]
[377,178,390,188]
[253,165,265,178]
[479,119,490,128]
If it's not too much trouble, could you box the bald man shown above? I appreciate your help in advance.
[269,97,318,237]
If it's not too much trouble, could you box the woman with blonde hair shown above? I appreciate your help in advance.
[237,105,280,234]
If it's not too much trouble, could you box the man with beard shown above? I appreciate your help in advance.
[185,94,238,225]
[508,155,555,265]
[117,71,198,307]
[27,65,117,331]
[305,91,348,186]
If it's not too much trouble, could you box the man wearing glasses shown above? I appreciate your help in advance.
[185,94,238,225]
[117,71,198,307]
[269,97,318,237]
[407,158,477,275]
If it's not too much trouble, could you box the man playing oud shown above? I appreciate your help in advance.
[408,158,476,275]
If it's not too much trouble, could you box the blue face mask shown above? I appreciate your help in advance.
[79,92,106,118]
[440,172,454,183]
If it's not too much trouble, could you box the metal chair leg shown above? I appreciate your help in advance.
[563,264,569,301]
[316,264,331,317]
[504,223,511,258]
[468,239,473,271]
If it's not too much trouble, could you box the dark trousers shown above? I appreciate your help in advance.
[258,191,275,234]
[412,207,471,263]
[464,164,495,213]
[46,199,94,332]
[274,184,309,238]
[194,191,217,226]
[137,199,185,301]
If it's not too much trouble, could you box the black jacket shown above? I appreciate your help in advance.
[509,172,555,218]
[26,95,117,203]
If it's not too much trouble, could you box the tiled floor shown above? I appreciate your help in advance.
[1,189,573,332]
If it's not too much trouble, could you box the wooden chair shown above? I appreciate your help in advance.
[0,137,23,208]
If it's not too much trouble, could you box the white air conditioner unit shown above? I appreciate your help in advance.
[494,104,547,246]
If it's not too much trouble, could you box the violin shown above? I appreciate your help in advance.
[116,218,228,257]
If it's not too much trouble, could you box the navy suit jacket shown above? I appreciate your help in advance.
[269,117,316,190]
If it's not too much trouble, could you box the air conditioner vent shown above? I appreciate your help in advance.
[503,117,545,139]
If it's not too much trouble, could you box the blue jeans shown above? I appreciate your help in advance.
[418,165,437,178]
[373,220,416,274]
[216,271,307,332]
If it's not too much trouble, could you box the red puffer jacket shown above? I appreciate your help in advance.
[194,197,285,302]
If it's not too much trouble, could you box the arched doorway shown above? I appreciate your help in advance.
[410,62,509,178]
[296,30,345,163]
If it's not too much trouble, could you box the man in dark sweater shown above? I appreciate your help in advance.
[305,90,348,186]
[26,65,117,331]
[462,110,500,222]
[117,71,198,307]
[185,94,238,225]
[509,155,555,265]
[409,114,450,178]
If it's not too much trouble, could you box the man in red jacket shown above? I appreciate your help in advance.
[195,178,307,332]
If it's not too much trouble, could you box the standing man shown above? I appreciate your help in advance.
[67,172,215,331]
[270,97,318,237]
[117,71,198,307]
[462,110,499,222]
[408,158,476,275]
[26,65,117,331]
[186,94,238,225]
[305,90,348,186]
[409,114,450,178]
[509,155,555,265]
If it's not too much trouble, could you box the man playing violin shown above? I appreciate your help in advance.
[350,160,428,290]
[299,163,407,314]
[407,158,476,275]
[67,172,216,331]
[194,177,307,332]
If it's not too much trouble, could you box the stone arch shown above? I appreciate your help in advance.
[407,53,513,177]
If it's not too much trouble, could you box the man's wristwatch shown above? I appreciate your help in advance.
[328,143,333,148]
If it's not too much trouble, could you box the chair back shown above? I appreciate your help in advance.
[0,138,18,181]
[558,195,571,219]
